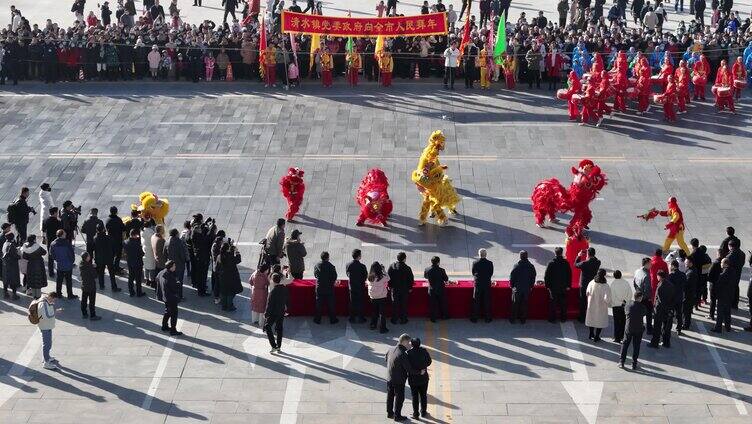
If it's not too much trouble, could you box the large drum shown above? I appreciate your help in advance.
[692,74,707,86]
[556,88,572,100]
[628,77,637,87]
[712,85,732,97]
[571,93,583,103]
[734,79,747,90]
[626,87,637,99]
[650,75,664,85]
[653,94,665,104]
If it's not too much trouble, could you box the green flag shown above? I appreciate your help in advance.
[346,37,354,53]
[493,13,506,65]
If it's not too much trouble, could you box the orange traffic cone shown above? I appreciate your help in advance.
[79,68,85,81]
[226,63,234,81]
[413,64,420,80]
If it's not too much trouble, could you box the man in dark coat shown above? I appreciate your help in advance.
[93,224,120,292]
[667,260,687,335]
[575,247,601,322]
[2,231,21,299]
[425,256,449,322]
[158,261,182,336]
[694,0,706,26]
[7,187,35,243]
[648,270,675,348]
[41,207,63,277]
[80,208,103,255]
[510,250,537,324]
[283,229,306,279]
[725,239,745,310]
[407,338,432,419]
[60,201,80,243]
[471,249,494,323]
[346,248,368,323]
[79,252,101,320]
[191,215,216,296]
[105,206,125,274]
[711,258,734,333]
[222,0,238,23]
[385,334,422,421]
[388,252,415,325]
[49,230,75,299]
[683,257,699,329]
[620,291,646,369]
[165,228,189,286]
[544,247,572,323]
[265,273,289,352]
[688,239,711,307]
[217,242,242,311]
[719,226,739,258]
[313,251,339,324]
[124,229,145,297]
[707,248,724,320]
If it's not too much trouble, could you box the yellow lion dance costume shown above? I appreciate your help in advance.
[132,192,170,224]
[411,130,460,226]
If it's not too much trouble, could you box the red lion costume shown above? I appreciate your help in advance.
[356,168,393,226]
[531,159,608,235]
[280,167,305,221]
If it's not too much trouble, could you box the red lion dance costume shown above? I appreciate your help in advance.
[531,159,607,234]
[355,169,393,226]
[638,197,689,253]
[280,167,305,221]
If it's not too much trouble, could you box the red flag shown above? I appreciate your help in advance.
[259,19,267,78]
[458,14,471,55]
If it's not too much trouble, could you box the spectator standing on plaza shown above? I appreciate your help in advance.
[725,239,744,310]
[633,257,653,333]
[284,229,306,279]
[712,258,733,333]
[217,241,243,311]
[263,218,286,266]
[682,257,699,330]
[49,230,75,299]
[443,40,460,90]
[386,334,422,421]
[313,251,339,324]
[42,207,62,278]
[105,207,125,274]
[649,248,668,301]
[575,247,600,322]
[141,220,157,287]
[648,270,675,348]
[60,201,79,244]
[707,248,724,320]
[124,230,145,297]
[2,232,20,299]
[510,250,536,324]
[609,270,632,343]
[425,256,449,322]
[7,187,35,243]
[158,260,182,336]
[165,228,189,294]
[223,0,239,23]
[620,291,646,370]
[79,252,101,320]
[265,272,289,353]
[35,292,60,370]
[94,224,120,292]
[152,225,167,278]
[23,235,49,299]
[407,338,432,420]
[585,269,611,342]
[388,252,415,325]
[746,255,752,332]
[557,0,569,27]
[191,215,216,295]
[719,227,738,260]
[667,260,687,335]
[38,183,54,232]
[346,249,368,324]
[80,208,103,255]
[250,263,271,327]
[368,261,390,333]
[471,249,494,323]
[544,247,571,323]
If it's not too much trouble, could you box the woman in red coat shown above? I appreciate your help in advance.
[565,71,582,121]
[674,60,690,114]
[713,60,735,113]
[659,75,678,122]
[545,46,564,90]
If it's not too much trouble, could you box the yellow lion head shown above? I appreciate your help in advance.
[132,192,170,224]
[428,130,445,150]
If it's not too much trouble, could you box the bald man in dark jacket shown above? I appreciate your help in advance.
[386,334,422,420]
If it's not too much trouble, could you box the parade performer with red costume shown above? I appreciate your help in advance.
[713,60,735,113]
[654,75,678,122]
[595,70,613,124]
[654,55,674,92]
[580,84,600,125]
[675,60,691,113]
[638,196,690,253]
[531,159,608,235]
[636,57,652,115]
[556,71,582,120]
[613,69,628,113]
[279,167,305,221]
[355,169,393,227]
[731,56,747,100]
[692,54,710,100]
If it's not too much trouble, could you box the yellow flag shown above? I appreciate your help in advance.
[374,35,385,57]
[309,33,320,71]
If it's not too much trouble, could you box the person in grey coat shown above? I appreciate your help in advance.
[165,228,189,289]
[2,233,21,299]
[283,229,306,279]
[509,250,537,324]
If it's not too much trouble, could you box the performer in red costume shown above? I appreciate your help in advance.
[674,60,691,114]
[713,60,735,113]
[636,57,652,115]
[613,69,628,113]
[564,226,590,287]
[731,56,747,101]
[691,54,709,100]
[279,167,306,221]
[638,197,689,253]
[654,55,674,92]
[655,75,678,122]
[531,159,608,235]
[355,168,393,227]
[557,71,582,121]
[580,84,600,126]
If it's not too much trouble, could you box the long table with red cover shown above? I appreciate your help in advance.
[286,280,579,320]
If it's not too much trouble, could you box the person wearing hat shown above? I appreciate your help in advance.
[283,229,306,279]
[407,338,432,419]
[158,260,182,336]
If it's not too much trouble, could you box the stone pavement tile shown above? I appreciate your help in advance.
[455,402,509,416]
[596,418,668,424]
[486,417,534,424]
[0,410,31,423]
[645,404,711,418]
[118,410,176,424]
[210,413,281,424]
[172,378,224,401]
[234,401,283,414]
[507,404,581,417]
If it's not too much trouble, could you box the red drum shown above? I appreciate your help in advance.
[734,79,747,90]
[653,94,666,104]
[713,85,732,97]
[692,75,707,85]
[626,87,637,99]
[571,93,583,102]
[628,77,637,86]
[557,89,571,100]
[650,75,664,85]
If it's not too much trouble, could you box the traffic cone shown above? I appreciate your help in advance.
[79,68,85,81]
[226,63,234,81]
[413,64,420,80]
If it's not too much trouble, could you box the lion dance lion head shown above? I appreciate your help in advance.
[132,192,170,224]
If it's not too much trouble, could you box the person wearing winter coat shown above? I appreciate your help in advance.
[217,241,243,311]
[49,230,75,298]
[620,291,647,370]
[124,230,145,297]
[141,220,157,287]
[152,225,167,276]
[42,207,63,278]
[407,338,433,419]
[510,250,537,324]
[250,263,271,327]
[683,257,699,329]
[313,251,339,324]
[37,292,60,370]
[585,269,612,342]
[649,270,676,347]
[367,261,390,333]
[165,228,189,292]
[346,248,368,323]
[80,208,103,255]
[105,206,125,274]
[2,233,21,299]
[387,252,415,325]
[609,270,633,343]
[210,232,226,302]
[158,260,182,336]
[667,260,688,335]
[283,229,306,279]
[22,235,48,299]
[544,247,572,323]
[265,272,289,353]
[38,183,55,232]
[94,224,120,292]
[79,252,101,320]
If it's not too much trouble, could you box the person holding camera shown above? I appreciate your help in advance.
[217,239,243,311]
[61,200,81,244]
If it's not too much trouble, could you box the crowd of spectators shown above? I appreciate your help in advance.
[0,0,751,86]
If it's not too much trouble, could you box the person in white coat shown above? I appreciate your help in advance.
[37,292,60,370]
[141,219,157,287]
[585,269,612,342]
[38,183,55,231]
[609,270,633,343]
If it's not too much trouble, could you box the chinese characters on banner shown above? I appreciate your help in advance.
[281,11,449,37]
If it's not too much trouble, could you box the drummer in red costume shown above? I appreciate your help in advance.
[613,68,628,113]
[674,60,691,114]
[580,84,600,126]
[656,75,678,122]
[655,55,674,92]
[595,70,612,125]
[557,71,582,121]
[731,56,747,101]
[691,54,710,100]
[636,58,652,115]
[639,197,690,253]
[713,60,735,113]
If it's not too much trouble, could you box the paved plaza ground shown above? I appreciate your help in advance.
[0,81,751,424]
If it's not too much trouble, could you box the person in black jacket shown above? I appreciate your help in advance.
[712,258,734,333]
[575,248,601,322]
[191,215,216,296]
[7,187,35,243]
[124,229,145,297]
[746,254,752,332]
[388,252,415,325]
[60,200,80,243]
[707,248,724,320]
[385,334,423,421]
[471,249,494,323]
[41,207,63,277]
[688,239,711,307]
[694,0,706,26]
[346,249,368,324]
[159,260,182,336]
[648,270,675,348]
[407,338,432,419]
[265,273,289,353]
[725,239,745,310]
[105,206,125,274]
[620,291,646,370]
[313,251,339,324]
[93,224,120,292]
[79,252,101,320]
[217,241,242,311]
[80,208,103,255]
[683,257,699,330]
[510,250,537,324]
[667,260,687,335]
[425,256,450,322]
[544,247,572,323]
[222,0,238,23]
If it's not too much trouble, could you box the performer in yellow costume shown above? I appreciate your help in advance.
[132,192,170,224]
[638,196,689,253]
[411,130,460,226]
[477,47,491,89]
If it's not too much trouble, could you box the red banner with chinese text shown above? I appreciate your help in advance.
[281,11,448,37]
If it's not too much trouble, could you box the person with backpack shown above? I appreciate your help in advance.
[31,292,60,370]
[7,187,36,243]
[79,252,101,320]
[49,230,75,299]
